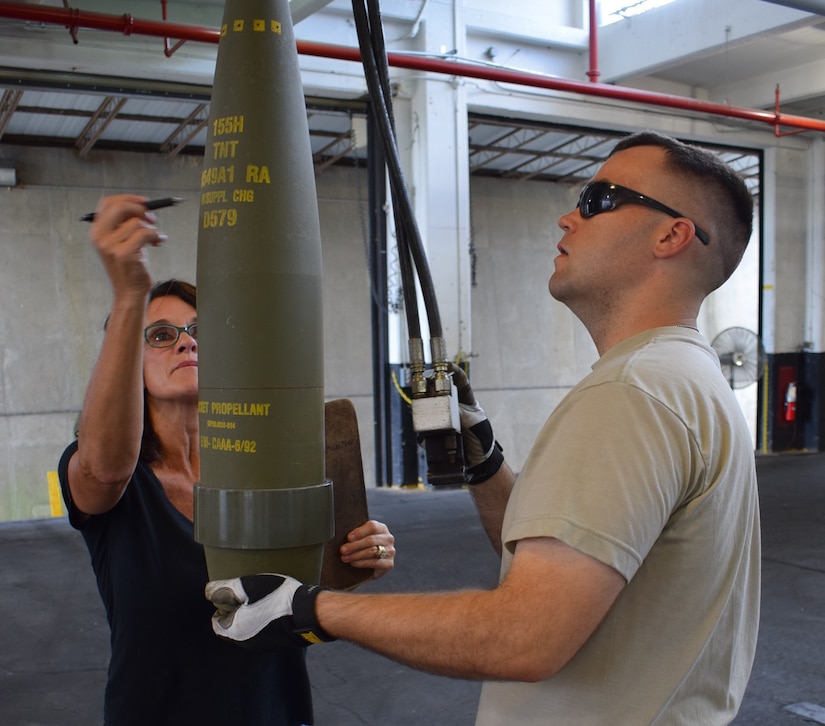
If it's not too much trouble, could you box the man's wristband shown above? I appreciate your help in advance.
[292,584,336,644]
[465,442,504,485]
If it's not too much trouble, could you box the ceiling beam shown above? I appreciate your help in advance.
[597,0,815,84]
[76,95,127,155]
[0,87,21,138]
[759,0,825,14]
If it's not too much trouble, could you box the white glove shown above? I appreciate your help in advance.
[205,574,335,649]
[449,363,504,484]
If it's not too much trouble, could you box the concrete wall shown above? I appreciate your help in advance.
[466,177,596,470]
[0,147,199,520]
[772,145,810,354]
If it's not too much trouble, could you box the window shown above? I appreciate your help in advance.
[599,0,677,26]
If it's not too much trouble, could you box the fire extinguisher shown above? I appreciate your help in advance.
[784,382,797,422]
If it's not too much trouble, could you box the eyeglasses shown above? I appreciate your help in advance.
[144,322,198,348]
[576,180,710,245]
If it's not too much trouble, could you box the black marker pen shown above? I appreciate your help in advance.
[80,197,184,222]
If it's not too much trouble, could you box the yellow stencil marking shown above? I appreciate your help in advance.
[253,19,265,31]
[233,19,244,31]
[271,20,282,34]
[47,471,64,518]
[221,24,227,36]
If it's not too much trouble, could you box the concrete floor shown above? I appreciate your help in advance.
[2,453,824,725]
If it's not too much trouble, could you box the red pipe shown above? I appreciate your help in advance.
[1,1,824,134]
[302,41,825,132]
[587,0,600,83]
[774,84,806,137]
[0,2,219,43]
[160,0,188,57]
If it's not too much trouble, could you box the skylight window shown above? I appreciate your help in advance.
[599,0,677,26]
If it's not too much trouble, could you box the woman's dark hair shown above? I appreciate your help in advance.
[140,279,197,464]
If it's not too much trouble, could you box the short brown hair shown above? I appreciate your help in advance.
[611,131,754,291]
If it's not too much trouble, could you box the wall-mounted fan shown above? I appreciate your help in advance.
[711,327,766,389]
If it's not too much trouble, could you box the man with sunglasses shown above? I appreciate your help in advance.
[207,132,760,724]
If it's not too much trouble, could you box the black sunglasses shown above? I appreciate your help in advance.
[576,181,710,245]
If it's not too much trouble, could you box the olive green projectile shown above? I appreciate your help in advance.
[194,0,331,583]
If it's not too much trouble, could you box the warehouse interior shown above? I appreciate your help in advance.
[4,0,825,515]
[1,0,825,723]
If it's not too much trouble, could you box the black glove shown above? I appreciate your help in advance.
[205,574,335,649]
[449,363,504,485]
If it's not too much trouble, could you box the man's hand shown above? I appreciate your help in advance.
[205,574,335,649]
[449,363,504,485]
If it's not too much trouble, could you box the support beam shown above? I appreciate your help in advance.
[75,95,126,155]
[405,5,472,360]
[760,0,825,14]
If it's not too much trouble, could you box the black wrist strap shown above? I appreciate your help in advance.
[466,441,504,485]
[292,584,336,644]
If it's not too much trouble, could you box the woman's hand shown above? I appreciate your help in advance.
[90,194,166,298]
[339,519,395,580]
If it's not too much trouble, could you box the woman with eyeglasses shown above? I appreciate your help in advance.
[58,194,396,726]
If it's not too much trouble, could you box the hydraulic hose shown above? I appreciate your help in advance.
[352,0,444,344]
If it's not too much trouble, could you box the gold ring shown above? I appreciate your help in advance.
[376,544,388,559]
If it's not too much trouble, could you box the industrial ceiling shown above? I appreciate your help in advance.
[1,0,824,190]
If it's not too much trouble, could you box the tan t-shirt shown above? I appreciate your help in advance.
[477,327,761,725]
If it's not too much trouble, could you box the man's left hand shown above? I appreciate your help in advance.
[205,574,335,649]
